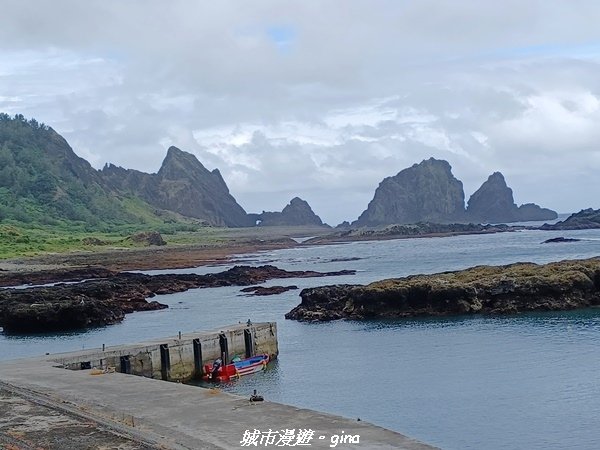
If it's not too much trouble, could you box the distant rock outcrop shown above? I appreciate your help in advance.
[466,172,557,223]
[353,159,557,227]
[255,197,325,227]
[541,208,600,230]
[353,158,466,226]
[102,146,253,227]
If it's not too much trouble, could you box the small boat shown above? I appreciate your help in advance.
[202,361,238,382]
[233,354,270,376]
[202,354,270,382]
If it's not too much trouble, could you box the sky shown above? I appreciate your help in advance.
[1,1,600,225]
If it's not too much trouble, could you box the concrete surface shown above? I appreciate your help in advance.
[0,338,436,449]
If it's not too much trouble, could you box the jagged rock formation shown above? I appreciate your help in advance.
[254,197,325,226]
[467,172,557,223]
[353,158,557,227]
[285,257,600,322]
[541,208,600,230]
[353,158,466,226]
[102,146,253,227]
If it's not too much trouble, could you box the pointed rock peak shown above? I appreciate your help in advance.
[289,197,308,206]
[258,197,324,226]
[159,146,208,178]
[415,157,452,170]
[486,171,507,185]
[163,146,201,164]
[167,145,184,155]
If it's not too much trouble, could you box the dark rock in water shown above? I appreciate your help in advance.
[102,146,253,227]
[128,231,166,246]
[541,208,600,230]
[240,285,298,296]
[285,258,600,322]
[542,237,581,244]
[255,197,325,227]
[0,265,355,332]
[0,267,116,288]
[307,222,515,244]
[467,172,557,223]
[353,158,466,226]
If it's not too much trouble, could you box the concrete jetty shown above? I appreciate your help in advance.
[0,323,436,449]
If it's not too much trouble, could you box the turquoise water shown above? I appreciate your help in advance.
[2,228,600,449]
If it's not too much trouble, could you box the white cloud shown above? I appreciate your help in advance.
[1,1,600,223]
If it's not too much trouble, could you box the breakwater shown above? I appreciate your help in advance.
[0,323,433,449]
[55,322,278,382]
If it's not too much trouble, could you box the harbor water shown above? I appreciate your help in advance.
[2,228,600,449]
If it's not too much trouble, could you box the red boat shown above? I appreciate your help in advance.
[202,354,270,382]
[203,360,238,382]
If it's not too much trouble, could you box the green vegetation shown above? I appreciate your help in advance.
[0,113,207,258]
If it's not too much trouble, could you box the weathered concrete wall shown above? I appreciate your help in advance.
[55,322,278,382]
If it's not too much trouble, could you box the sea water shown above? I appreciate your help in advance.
[2,228,600,449]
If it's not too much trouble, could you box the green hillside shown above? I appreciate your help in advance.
[0,114,201,256]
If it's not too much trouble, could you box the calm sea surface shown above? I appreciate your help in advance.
[2,228,600,449]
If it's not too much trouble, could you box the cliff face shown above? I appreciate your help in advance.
[102,147,253,227]
[467,172,557,223]
[256,197,325,226]
[353,158,466,226]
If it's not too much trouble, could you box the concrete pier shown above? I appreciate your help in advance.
[0,324,436,450]
[56,322,279,382]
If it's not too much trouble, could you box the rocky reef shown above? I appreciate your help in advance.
[240,285,299,296]
[541,208,600,230]
[467,172,557,223]
[0,265,355,332]
[285,258,600,321]
[307,222,515,244]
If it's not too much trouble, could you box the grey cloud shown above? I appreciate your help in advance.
[1,1,600,223]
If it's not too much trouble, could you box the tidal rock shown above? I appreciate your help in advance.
[240,285,299,296]
[353,158,466,226]
[0,267,116,288]
[285,258,600,321]
[542,237,581,244]
[0,265,355,332]
[255,197,325,227]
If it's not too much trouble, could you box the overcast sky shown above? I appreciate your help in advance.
[2,1,600,224]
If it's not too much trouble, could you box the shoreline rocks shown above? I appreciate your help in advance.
[240,285,299,296]
[285,258,600,322]
[0,265,355,332]
[541,208,600,230]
